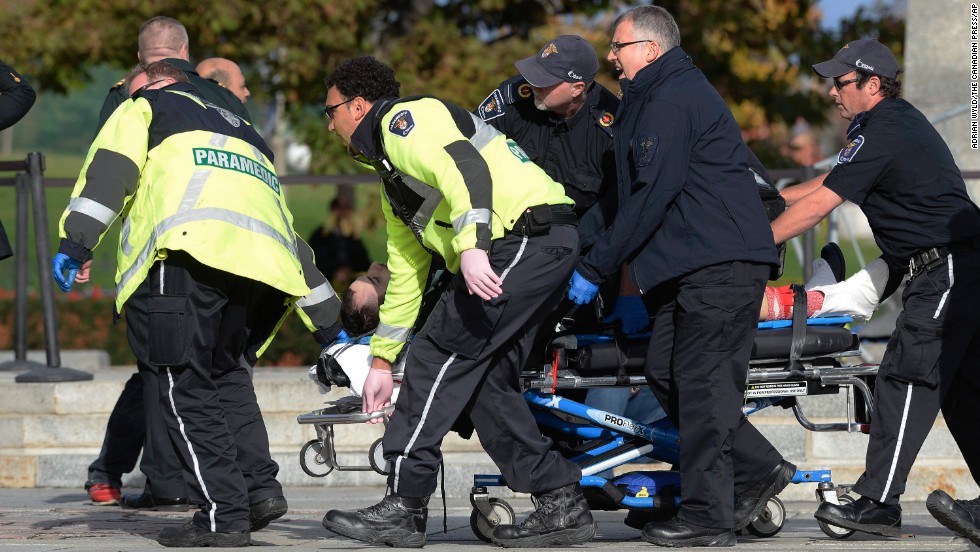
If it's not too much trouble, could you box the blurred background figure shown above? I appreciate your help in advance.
[307,194,370,290]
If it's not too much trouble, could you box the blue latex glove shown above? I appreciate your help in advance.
[52,253,82,292]
[318,329,349,349]
[604,295,649,334]
[567,270,599,305]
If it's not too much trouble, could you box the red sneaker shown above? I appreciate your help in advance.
[88,483,121,506]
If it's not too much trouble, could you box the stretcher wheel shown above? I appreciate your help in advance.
[818,494,856,539]
[369,438,388,475]
[300,439,333,477]
[746,496,785,538]
[470,498,515,543]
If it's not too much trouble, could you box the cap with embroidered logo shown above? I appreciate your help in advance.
[812,39,901,80]
[515,35,599,88]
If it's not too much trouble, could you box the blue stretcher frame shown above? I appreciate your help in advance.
[472,316,857,511]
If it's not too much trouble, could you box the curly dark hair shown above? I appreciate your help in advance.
[855,69,902,99]
[341,286,380,338]
[326,56,400,102]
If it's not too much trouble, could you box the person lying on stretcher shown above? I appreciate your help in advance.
[343,249,891,342]
[311,251,891,396]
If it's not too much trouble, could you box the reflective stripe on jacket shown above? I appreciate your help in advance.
[348,95,573,362]
[60,82,309,311]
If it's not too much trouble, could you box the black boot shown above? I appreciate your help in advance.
[157,521,250,548]
[250,496,288,532]
[492,482,596,548]
[927,489,980,546]
[642,517,735,547]
[734,460,796,530]
[321,493,428,548]
[814,495,902,537]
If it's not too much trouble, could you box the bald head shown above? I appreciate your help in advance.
[138,16,189,64]
[196,57,250,104]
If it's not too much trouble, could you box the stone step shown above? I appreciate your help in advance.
[1,358,977,503]
[0,350,111,372]
[0,365,334,415]
[2,447,977,503]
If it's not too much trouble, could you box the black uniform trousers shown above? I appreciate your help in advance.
[128,251,285,532]
[853,247,980,504]
[642,261,774,529]
[383,223,583,498]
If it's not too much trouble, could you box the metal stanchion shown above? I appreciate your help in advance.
[15,152,92,382]
[800,165,817,282]
[0,173,45,372]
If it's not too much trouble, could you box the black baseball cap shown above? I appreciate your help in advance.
[812,39,901,80]
[515,35,599,87]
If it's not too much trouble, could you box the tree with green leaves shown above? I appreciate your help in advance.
[1,0,903,171]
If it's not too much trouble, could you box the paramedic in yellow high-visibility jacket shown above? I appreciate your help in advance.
[319,55,596,549]
[53,61,341,548]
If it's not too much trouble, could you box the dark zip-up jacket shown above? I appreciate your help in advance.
[97,58,250,132]
[577,46,779,292]
[0,59,36,131]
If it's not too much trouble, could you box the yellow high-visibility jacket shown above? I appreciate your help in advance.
[59,83,309,314]
[347,95,573,362]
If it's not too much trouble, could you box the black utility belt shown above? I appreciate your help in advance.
[510,204,577,237]
[908,236,980,276]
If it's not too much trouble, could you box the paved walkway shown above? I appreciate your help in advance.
[0,486,973,550]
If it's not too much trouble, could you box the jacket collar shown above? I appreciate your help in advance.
[845,97,897,138]
[621,46,692,97]
[161,57,198,76]
[348,97,398,161]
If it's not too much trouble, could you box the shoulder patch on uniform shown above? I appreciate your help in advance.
[838,135,865,164]
[388,110,416,138]
[515,81,533,101]
[478,89,506,121]
[634,133,659,167]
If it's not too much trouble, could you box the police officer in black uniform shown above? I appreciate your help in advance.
[477,35,618,221]
[478,35,652,336]
[773,39,980,540]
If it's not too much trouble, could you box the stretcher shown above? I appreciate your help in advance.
[298,290,878,541]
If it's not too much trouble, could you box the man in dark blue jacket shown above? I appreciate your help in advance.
[567,5,790,547]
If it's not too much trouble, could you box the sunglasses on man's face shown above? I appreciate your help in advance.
[833,77,860,91]
[323,98,355,120]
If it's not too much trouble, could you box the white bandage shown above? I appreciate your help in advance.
[315,343,403,402]
[805,258,839,290]
[809,258,889,322]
